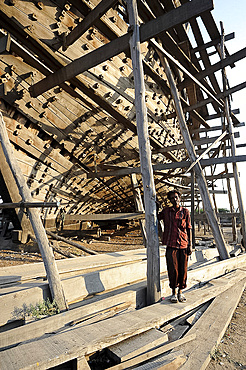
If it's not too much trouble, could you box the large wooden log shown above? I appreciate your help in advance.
[0,112,67,311]
[127,0,160,305]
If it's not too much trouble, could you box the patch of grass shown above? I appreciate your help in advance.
[12,298,60,320]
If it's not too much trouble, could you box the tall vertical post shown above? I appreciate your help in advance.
[0,113,68,311]
[127,0,161,304]
[220,22,246,248]
[191,169,196,248]
[159,54,230,260]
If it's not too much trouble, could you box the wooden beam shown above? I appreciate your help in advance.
[179,47,246,90]
[153,132,239,154]
[109,334,196,370]
[159,56,229,259]
[46,231,98,255]
[185,131,228,173]
[87,155,246,178]
[64,212,145,221]
[150,39,222,107]
[181,278,246,370]
[220,22,246,249]
[64,0,118,50]
[29,0,214,97]
[0,113,67,311]
[0,202,60,209]
[191,32,235,54]
[127,0,160,305]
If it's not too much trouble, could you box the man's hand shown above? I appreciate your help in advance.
[187,244,193,255]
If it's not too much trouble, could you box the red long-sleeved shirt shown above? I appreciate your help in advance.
[158,206,191,249]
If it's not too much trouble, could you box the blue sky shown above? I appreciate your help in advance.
[196,0,246,210]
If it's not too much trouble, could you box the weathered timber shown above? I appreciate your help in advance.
[179,47,246,90]
[160,56,229,259]
[87,155,246,178]
[220,22,246,249]
[191,32,234,54]
[29,0,213,97]
[0,113,67,311]
[150,39,222,107]
[45,231,97,255]
[107,329,168,363]
[64,0,118,50]
[185,130,228,174]
[185,81,246,113]
[0,145,31,242]
[0,202,60,209]
[109,334,196,370]
[0,249,150,285]
[127,0,160,305]
[0,270,244,370]
[180,278,246,370]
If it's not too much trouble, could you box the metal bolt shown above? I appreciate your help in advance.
[26,138,33,145]
[31,13,38,21]
[36,2,44,10]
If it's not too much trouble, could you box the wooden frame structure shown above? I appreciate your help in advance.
[0,0,245,305]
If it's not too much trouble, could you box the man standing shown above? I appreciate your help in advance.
[158,190,192,303]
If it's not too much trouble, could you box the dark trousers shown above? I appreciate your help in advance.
[166,247,188,290]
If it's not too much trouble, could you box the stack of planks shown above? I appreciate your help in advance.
[0,248,245,369]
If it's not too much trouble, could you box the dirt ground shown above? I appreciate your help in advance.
[0,223,245,369]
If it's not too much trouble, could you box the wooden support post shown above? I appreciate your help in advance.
[220,22,246,247]
[222,118,237,241]
[130,174,147,247]
[159,55,230,260]
[191,169,196,248]
[127,0,160,304]
[0,112,68,311]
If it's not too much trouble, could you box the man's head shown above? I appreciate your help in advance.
[167,190,181,208]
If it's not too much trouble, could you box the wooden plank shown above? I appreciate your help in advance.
[180,278,246,370]
[0,290,137,350]
[29,0,214,97]
[0,256,167,327]
[0,270,245,370]
[107,328,168,363]
[77,356,91,370]
[109,334,195,370]
[0,249,150,285]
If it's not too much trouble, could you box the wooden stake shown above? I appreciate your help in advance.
[0,112,68,311]
[159,55,230,260]
[127,0,161,304]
